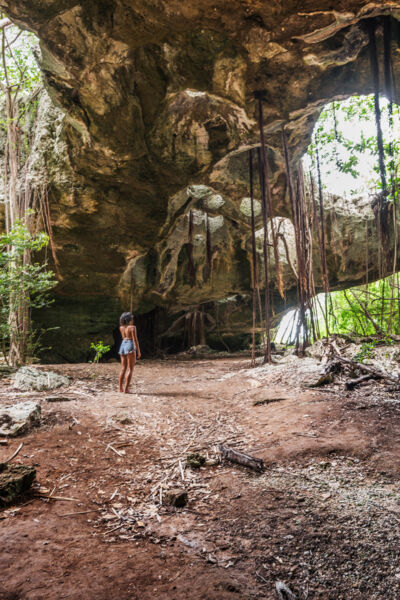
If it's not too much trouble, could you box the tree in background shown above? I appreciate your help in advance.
[0,220,57,364]
[0,17,57,365]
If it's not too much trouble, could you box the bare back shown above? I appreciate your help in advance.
[120,325,135,341]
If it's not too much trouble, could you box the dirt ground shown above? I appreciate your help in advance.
[1,355,400,599]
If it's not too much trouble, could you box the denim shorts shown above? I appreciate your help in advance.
[119,339,136,355]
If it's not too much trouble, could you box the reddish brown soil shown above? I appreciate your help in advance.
[1,358,400,600]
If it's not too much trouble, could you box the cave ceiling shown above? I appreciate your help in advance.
[2,0,400,316]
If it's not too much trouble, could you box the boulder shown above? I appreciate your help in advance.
[0,464,36,506]
[14,367,69,392]
[0,401,41,437]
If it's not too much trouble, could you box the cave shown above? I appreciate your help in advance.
[2,3,400,599]
[1,1,399,360]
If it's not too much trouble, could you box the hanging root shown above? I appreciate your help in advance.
[203,211,212,282]
[257,145,272,363]
[249,148,258,366]
[257,98,285,299]
[187,209,196,285]
[282,126,316,354]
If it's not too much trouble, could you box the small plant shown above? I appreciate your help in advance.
[354,341,376,363]
[90,340,110,363]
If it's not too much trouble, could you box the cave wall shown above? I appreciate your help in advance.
[2,1,400,359]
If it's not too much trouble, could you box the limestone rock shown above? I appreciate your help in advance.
[0,464,36,506]
[0,402,41,437]
[14,367,69,392]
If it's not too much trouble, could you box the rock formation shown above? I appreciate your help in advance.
[2,0,400,359]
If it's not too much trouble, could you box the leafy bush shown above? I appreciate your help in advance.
[90,340,110,363]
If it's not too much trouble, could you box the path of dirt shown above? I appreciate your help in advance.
[1,357,400,599]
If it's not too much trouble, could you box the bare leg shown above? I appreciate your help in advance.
[119,355,127,392]
[124,352,136,393]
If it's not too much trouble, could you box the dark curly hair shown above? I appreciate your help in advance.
[119,312,134,326]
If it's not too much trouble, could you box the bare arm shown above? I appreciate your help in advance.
[132,326,141,358]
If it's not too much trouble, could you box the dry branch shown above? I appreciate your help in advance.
[218,444,264,472]
[333,354,400,385]
[2,442,23,465]
[253,398,286,406]
[345,373,381,390]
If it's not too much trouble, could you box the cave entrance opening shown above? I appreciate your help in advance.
[275,93,400,345]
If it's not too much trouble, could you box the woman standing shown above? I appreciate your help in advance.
[118,312,141,393]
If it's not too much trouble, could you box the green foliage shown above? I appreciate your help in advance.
[0,220,57,361]
[0,25,40,95]
[353,342,376,363]
[90,340,110,363]
[0,24,42,163]
[316,273,400,339]
[307,95,400,200]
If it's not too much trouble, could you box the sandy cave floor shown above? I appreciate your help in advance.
[2,356,400,599]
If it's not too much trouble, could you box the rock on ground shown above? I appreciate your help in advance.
[0,402,41,437]
[14,367,69,392]
[0,464,36,506]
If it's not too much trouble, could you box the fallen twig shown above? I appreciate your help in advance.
[256,570,269,584]
[103,523,124,535]
[218,444,264,472]
[334,353,400,385]
[59,509,101,517]
[106,444,124,457]
[3,442,23,465]
[178,459,185,481]
[345,373,381,390]
[253,397,286,406]
[35,494,80,502]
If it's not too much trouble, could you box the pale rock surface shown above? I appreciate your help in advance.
[0,401,41,437]
[14,367,69,392]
